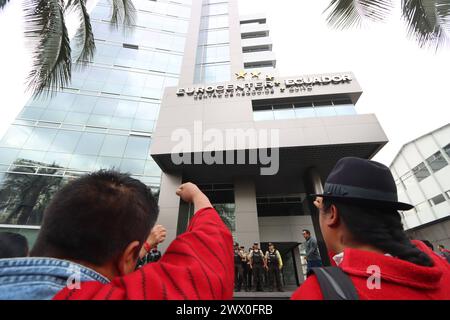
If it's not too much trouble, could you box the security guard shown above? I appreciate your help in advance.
[234,242,245,291]
[248,242,266,292]
[265,242,283,292]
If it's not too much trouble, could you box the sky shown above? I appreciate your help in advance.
[0,0,449,166]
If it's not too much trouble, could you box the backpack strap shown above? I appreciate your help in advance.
[309,267,359,300]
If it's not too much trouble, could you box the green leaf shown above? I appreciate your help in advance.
[324,0,394,29]
[110,0,136,30]
[24,0,72,98]
[402,0,450,50]
[68,0,96,66]
[0,0,11,10]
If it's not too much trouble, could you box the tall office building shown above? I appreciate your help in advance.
[0,0,389,285]
[0,0,192,241]
[151,0,388,284]
[390,123,450,248]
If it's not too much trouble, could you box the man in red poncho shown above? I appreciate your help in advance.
[52,176,233,300]
[4,170,233,300]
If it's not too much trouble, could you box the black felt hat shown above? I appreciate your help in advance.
[310,157,414,211]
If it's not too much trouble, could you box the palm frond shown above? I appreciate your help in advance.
[24,0,71,98]
[402,0,450,50]
[324,0,394,29]
[0,0,11,10]
[68,0,96,66]
[110,0,136,30]
[435,0,450,37]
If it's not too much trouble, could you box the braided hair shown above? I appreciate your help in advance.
[323,199,433,267]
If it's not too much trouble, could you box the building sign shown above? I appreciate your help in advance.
[176,72,352,100]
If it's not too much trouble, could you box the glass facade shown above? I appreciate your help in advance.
[0,0,192,228]
[194,0,231,83]
[253,99,357,121]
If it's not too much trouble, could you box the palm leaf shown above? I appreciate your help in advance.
[324,0,394,29]
[110,0,136,30]
[68,0,96,66]
[24,0,71,98]
[402,0,450,50]
[0,0,10,10]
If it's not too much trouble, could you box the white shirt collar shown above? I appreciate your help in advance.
[332,251,392,266]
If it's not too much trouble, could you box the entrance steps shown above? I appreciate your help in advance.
[233,286,297,300]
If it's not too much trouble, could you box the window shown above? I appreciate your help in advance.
[333,99,356,115]
[115,100,138,118]
[412,162,431,182]
[123,43,139,50]
[120,159,146,175]
[49,130,82,153]
[43,152,72,168]
[110,117,133,130]
[294,102,315,119]
[0,126,33,148]
[19,107,44,120]
[253,109,274,121]
[429,194,446,206]
[426,151,448,173]
[75,132,105,155]
[100,135,128,158]
[200,15,229,29]
[23,128,58,151]
[93,98,119,116]
[314,101,336,117]
[252,98,356,121]
[198,29,229,45]
[135,103,159,121]
[444,143,450,158]
[40,110,67,122]
[124,136,151,160]
[273,104,295,120]
[132,119,155,133]
[64,112,90,125]
[69,154,97,171]
[202,3,228,15]
[195,63,230,83]
[95,156,122,171]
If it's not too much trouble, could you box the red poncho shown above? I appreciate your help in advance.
[292,240,450,300]
[53,207,234,300]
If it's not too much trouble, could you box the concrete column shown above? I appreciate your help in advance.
[303,168,331,266]
[233,178,259,250]
[178,0,202,86]
[156,172,182,253]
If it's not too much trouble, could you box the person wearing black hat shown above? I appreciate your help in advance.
[291,157,450,300]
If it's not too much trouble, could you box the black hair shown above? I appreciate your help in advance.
[31,170,159,266]
[0,232,29,258]
[322,199,433,267]
[302,229,311,235]
[421,240,434,251]
[438,245,445,249]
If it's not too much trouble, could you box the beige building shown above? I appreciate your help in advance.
[150,0,388,284]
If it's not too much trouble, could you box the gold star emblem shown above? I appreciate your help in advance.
[235,71,247,79]
[251,71,261,79]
